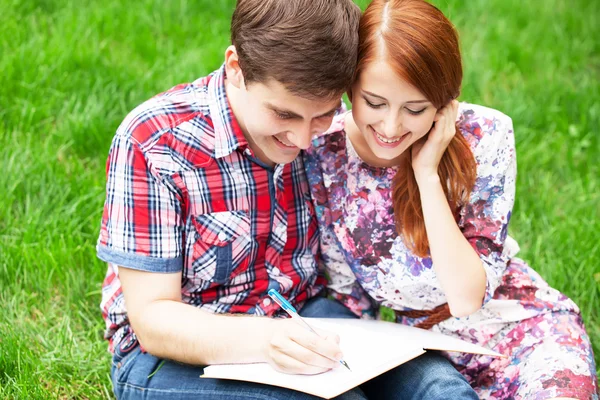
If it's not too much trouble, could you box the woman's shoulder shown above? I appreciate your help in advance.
[309,111,350,154]
[457,102,515,156]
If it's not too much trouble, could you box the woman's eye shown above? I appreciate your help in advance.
[406,107,426,115]
[364,97,384,109]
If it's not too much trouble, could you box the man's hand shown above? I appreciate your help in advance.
[262,318,343,375]
[117,267,345,371]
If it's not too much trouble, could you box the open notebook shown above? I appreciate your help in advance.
[201,318,502,399]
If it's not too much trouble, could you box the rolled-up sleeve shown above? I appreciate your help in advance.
[459,111,516,305]
[97,133,183,273]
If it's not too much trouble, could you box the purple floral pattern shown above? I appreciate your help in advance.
[304,103,598,399]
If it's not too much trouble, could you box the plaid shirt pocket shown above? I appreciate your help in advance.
[190,210,252,284]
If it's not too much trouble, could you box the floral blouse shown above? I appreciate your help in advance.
[303,103,598,399]
[305,102,519,315]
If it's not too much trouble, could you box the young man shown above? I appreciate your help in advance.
[97,1,363,398]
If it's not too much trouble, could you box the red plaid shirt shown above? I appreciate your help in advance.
[97,65,325,352]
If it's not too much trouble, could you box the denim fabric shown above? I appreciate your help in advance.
[111,343,366,400]
[110,298,477,399]
[300,297,479,400]
[359,351,479,400]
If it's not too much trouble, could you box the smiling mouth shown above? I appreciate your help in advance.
[274,135,297,148]
[371,126,409,148]
[375,131,403,144]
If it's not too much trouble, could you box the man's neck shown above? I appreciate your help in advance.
[224,78,247,135]
[224,79,276,168]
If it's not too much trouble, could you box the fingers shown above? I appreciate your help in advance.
[266,321,343,375]
[289,327,343,365]
[288,339,339,371]
[314,328,340,345]
[446,102,458,140]
[437,99,459,120]
[427,116,446,146]
[434,100,458,143]
[446,100,459,129]
[268,351,332,375]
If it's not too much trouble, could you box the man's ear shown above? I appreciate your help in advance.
[224,45,244,89]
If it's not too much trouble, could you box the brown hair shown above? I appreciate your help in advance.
[231,0,361,100]
[357,0,477,257]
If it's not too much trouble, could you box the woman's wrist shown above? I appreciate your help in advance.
[415,170,441,188]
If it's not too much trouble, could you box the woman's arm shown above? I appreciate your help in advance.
[412,101,486,316]
[416,175,485,317]
[412,102,516,317]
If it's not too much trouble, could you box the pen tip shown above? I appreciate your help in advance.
[341,360,352,371]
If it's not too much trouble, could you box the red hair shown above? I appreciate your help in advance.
[356,0,477,257]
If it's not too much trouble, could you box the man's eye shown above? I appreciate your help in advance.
[275,112,293,119]
[364,97,384,109]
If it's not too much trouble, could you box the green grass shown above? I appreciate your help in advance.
[0,0,598,397]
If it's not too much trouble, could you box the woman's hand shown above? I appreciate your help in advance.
[261,318,343,375]
[411,100,459,183]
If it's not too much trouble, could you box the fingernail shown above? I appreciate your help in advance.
[335,353,343,360]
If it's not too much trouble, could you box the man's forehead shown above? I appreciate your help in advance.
[255,79,340,104]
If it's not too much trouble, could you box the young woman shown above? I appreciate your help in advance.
[304,0,598,398]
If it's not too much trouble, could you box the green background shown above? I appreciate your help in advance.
[0,0,598,397]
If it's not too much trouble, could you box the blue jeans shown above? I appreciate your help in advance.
[299,297,478,400]
[111,298,478,399]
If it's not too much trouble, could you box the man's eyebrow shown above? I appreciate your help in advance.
[266,101,342,119]
[265,103,302,118]
[362,90,429,104]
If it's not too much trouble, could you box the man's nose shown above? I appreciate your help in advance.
[289,125,312,150]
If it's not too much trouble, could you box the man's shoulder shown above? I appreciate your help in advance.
[113,74,220,171]
[118,80,212,145]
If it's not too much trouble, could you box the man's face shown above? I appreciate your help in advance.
[235,79,341,166]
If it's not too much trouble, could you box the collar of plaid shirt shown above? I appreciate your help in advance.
[208,64,251,160]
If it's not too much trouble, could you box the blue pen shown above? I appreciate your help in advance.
[268,289,352,371]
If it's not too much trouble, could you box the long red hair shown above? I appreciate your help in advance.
[356,0,477,257]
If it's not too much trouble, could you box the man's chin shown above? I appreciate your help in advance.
[269,150,301,165]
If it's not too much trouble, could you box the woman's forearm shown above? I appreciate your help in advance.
[416,174,486,317]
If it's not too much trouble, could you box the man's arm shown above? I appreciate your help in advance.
[118,267,345,374]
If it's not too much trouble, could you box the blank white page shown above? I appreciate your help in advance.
[202,318,428,399]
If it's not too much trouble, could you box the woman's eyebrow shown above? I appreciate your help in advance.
[362,90,429,105]
[362,90,387,100]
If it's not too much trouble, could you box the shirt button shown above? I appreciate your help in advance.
[218,231,228,241]
[263,298,272,307]
[272,267,280,275]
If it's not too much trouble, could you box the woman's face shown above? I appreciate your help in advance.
[351,60,438,165]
